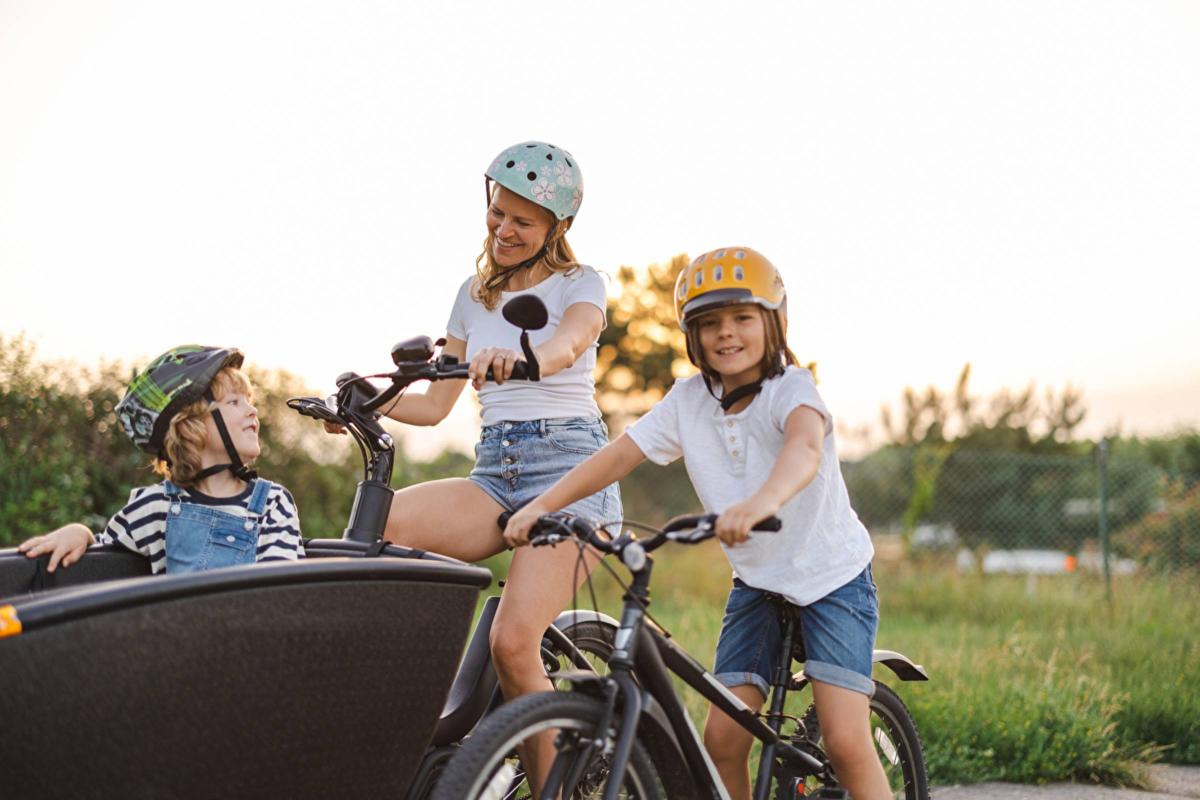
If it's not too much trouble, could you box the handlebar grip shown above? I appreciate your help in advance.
[752,516,783,532]
[497,511,512,530]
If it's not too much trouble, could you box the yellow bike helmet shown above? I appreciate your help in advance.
[674,246,786,331]
[674,247,795,403]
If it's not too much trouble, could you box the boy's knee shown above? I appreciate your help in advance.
[703,714,751,763]
[820,720,873,766]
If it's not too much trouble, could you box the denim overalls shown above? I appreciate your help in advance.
[162,478,273,574]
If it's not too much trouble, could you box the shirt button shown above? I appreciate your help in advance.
[504,457,514,464]
[170,504,181,515]
[226,535,236,543]
[502,440,511,447]
[725,419,735,427]
[729,435,737,443]
[244,520,254,531]
[732,450,741,459]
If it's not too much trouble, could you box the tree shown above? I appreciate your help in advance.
[594,255,693,432]
[848,364,1107,552]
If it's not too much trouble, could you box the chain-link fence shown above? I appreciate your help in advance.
[843,444,1200,576]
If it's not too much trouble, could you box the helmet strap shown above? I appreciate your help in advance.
[202,388,258,482]
[719,379,766,412]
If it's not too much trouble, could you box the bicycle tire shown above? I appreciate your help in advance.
[795,680,929,800]
[431,691,664,800]
[544,619,616,684]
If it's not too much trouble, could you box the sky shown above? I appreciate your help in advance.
[1,1,1197,458]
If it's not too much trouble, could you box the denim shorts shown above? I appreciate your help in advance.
[469,417,622,529]
[713,566,878,698]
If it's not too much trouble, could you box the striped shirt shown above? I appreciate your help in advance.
[96,480,305,574]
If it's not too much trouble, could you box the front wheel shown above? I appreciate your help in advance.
[796,680,929,800]
[431,691,663,800]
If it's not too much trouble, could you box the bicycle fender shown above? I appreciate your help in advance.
[873,648,929,681]
[551,608,620,632]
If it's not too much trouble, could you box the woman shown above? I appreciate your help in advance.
[377,140,618,715]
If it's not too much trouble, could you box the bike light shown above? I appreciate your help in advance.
[0,605,21,638]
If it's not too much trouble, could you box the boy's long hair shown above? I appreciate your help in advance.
[472,187,581,311]
[687,307,798,396]
[152,367,253,487]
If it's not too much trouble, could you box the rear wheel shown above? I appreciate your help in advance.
[431,691,663,800]
[795,680,929,800]
[543,619,615,687]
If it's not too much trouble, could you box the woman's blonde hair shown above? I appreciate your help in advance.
[472,186,580,311]
[152,367,253,486]
[687,306,798,393]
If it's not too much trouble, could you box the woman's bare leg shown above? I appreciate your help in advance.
[491,539,603,793]
[383,478,507,561]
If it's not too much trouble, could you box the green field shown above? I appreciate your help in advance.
[484,541,1200,787]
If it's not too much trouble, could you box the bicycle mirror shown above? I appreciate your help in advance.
[502,295,549,331]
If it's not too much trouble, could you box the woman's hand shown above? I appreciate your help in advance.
[503,502,548,548]
[469,346,524,390]
[18,524,95,572]
[323,421,347,435]
[715,495,780,546]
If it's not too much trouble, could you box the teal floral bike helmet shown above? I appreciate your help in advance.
[116,345,256,481]
[485,141,584,221]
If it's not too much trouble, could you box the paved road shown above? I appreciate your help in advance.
[931,766,1200,800]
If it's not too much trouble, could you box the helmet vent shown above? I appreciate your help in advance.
[565,159,573,167]
[546,153,553,160]
[713,266,724,281]
[736,250,745,259]
[527,171,537,180]
[716,249,726,258]
[526,144,536,147]
[506,160,515,168]
[734,266,745,280]
[694,272,703,287]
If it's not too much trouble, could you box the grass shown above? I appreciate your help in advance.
[480,540,1199,786]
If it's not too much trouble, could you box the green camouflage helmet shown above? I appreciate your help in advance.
[116,345,244,456]
[485,141,583,220]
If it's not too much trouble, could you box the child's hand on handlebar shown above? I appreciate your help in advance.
[716,495,780,546]
[468,347,523,390]
[503,502,549,548]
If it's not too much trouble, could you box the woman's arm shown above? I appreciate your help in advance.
[714,405,825,545]
[532,302,605,378]
[504,433,646,546]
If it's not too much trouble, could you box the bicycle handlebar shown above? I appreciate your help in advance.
[503,511,781,557]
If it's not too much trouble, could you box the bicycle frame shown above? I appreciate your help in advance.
[553,552,831,800]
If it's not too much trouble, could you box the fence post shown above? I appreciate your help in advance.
[1097,438,1112,604]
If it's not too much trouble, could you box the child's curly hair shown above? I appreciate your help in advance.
[152,367,253,486]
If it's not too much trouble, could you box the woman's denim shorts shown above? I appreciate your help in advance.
[469,417,622,529]
[713,566,879,698]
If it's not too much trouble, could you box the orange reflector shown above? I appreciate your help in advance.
[1064,555,1078,573]
[0,605,22,638]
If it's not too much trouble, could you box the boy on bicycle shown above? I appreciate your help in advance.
[504,248,892,800]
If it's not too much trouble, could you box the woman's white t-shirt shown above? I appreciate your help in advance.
[625,367,874,606]
[446,266,607,426]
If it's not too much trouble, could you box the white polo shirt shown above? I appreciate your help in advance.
[626,367,873,606]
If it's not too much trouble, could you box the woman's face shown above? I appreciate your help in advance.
[487,185,554,267]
